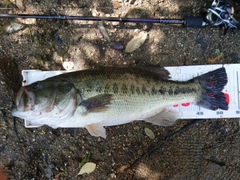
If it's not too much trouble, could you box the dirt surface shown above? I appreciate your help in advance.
[1,0,240,179]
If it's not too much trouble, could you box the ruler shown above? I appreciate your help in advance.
[21,64,240,127]
[164,64,238,119]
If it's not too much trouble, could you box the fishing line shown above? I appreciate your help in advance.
[129,119,206,170]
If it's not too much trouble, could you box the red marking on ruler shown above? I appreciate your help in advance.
[181,102,190,107]
[224,93,230,104]
[173,102,191,107]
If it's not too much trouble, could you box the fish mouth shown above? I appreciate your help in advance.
[16,87,35,111]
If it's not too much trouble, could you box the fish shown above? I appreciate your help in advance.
[12,67,228,138]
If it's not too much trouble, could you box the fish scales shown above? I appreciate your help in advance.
[12,67,228,138]
[65,69,199,130]
[67,68,199,97]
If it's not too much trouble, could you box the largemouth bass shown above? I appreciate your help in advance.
[12,67,228,138]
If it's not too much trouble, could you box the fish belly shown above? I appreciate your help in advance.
[59,93,196,127]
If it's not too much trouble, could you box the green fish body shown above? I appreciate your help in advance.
[12,67,228,138]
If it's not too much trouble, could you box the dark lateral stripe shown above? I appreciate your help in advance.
[142,85,150,95]
[172,86,197,95]
[112,83,118,94]
[159,86,167,95]
[151,86,157,95]
[94,83,197,96]
[130,85,135,95]
[121,84,128,94]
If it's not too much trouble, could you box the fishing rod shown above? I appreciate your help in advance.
[0,0,239,34]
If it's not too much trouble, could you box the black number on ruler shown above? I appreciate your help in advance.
[236,111,240,114]
[197,112,203,115]
[216,111,223,115]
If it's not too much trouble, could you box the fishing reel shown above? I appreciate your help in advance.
[204,0,238,34]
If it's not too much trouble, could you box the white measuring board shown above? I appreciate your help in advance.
[21,64,240,128]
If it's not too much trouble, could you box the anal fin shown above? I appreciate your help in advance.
[86,122,106,138]
[145,108,178,126]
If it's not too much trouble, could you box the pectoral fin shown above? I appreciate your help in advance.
[79,94,112,113]
[86,122,106,138]
[145,108,178,126]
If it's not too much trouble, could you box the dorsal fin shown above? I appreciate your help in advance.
[135,66,170,80]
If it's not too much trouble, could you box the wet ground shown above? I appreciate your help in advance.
[1,0,240,179]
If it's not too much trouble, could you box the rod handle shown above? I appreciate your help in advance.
[235,17,240,29]
[184,16,240,30]
[183,16,207,28]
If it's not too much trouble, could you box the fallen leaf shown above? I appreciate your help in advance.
[113,1,122,9]
[5,22,24,34]
[98,21,111,42]
[144,127,155,139]
[77,162,96,176]
[125,31,148,53]
[207,53,223,64]
[55,172,63,180]
[117,165,130,173]
[10,0,25,10]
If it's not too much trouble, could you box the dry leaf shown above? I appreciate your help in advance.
[125,31,148,53]
[113,1,122,9]
[77,162,96,176]
[98,21,111,42]
[55,172,63,180]
[144,127,155,139]
[117,165,130,173]
[207,53,223,64]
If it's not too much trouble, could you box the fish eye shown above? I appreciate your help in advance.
[32,82,40,89]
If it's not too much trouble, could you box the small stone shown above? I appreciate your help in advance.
[62,62,74,71]
[109,173,116,178]
[17,18,36,25]
[110,42,124,50]
[129,0,136,4]
[5,22,24,34]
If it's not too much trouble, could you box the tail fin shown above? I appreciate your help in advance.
[195,67,228,110]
